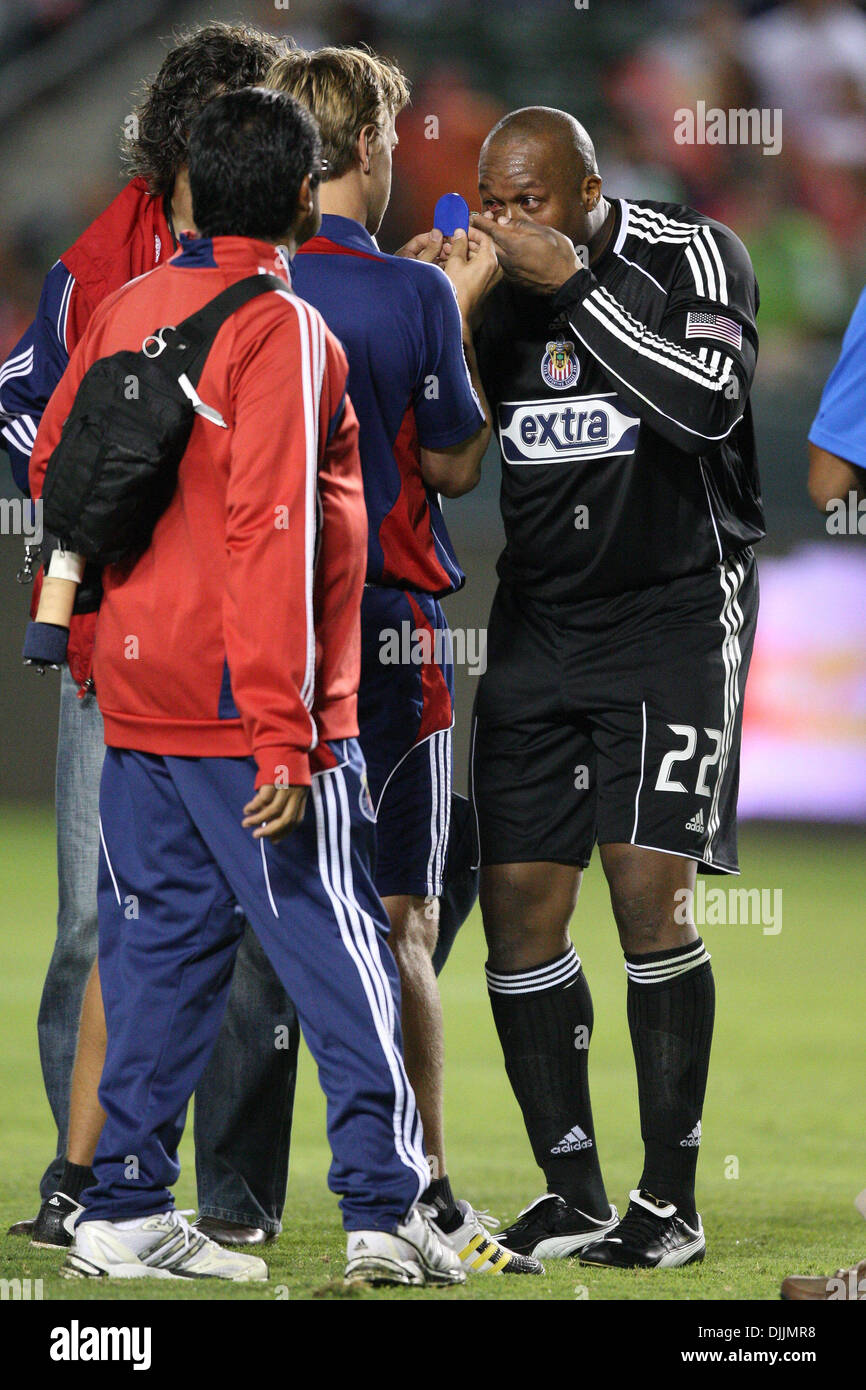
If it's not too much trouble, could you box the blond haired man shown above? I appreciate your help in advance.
[267,47,541,1276]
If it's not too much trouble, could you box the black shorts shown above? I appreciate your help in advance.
[470,549,758,875]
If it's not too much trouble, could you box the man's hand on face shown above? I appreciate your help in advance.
[469,208,585,295]
[242,784,308,842]
[440,227,502,324]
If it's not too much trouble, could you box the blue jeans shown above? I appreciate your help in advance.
[37,667,298,1232]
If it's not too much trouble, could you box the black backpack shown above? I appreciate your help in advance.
[41,273,286,573]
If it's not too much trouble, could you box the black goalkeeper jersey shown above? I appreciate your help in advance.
[474,197,766,604]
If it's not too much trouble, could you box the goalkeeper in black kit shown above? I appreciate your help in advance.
[465,106,765,1268]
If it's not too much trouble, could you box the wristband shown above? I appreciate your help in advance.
[23,621,69,669]
[47,548,86,583]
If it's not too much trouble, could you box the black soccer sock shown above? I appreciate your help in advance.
[625,938,715,1227]
[423,1174,461,1232]
[486,946,609,1218]
[58,1160,95,1202]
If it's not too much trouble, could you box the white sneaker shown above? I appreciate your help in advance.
[345,1205,466,1287]
[60,1210,268,1282]
[437,1200,545,1275]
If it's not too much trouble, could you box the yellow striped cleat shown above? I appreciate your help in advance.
[441,1201,545,1275]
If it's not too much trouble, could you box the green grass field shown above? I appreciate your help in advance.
[1,806,864,1302]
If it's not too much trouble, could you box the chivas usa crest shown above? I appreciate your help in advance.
[541,338,579,390]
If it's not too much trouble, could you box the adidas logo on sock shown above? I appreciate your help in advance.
[551,1124,593,1155]
[685,808,705,833]
[680,1122,702,1148]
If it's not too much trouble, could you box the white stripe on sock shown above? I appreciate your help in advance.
[625,941,711,984]
[486,946,582,995]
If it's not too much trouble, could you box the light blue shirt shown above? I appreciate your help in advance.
[809,286,866,470]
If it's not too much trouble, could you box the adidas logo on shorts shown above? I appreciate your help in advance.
[551,1124,593,1154]
[685,807,705,833]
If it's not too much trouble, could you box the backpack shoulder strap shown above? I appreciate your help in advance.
[167,274,289,384]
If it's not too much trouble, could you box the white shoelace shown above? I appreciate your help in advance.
[413,1203,455,1262]
[470,1209,501,1233]
[146,1209,204,1254]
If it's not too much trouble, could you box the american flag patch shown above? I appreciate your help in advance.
[685,311,742,349]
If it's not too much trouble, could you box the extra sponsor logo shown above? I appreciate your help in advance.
[498,393,640,465]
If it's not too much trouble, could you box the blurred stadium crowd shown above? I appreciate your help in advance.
[2,0,865,371]
[0,0,87,59]
[2,0,865,815]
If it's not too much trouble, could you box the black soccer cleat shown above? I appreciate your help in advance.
[495,1193,619,1259]
[30,1191,83,1249]
[7,1216,35,1238]
[579,1189,705,1269]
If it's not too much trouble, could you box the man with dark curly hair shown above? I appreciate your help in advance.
[1,21,300,1252]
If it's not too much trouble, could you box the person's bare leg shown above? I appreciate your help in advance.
[66,957,107,1166]
[599,843,698,955]
[29,959,107,1240]
[381,893,445,1175]
[480,860,581,972]
[382,888,546,1271]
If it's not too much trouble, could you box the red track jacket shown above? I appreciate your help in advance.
[29,234,366,788]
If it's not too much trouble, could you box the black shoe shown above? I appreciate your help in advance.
[30,1191,82,1249]
[496,1194,619,1259]
[579,1189,705,1269]
[192,1216,277,1246]
[7,1217,35,1238]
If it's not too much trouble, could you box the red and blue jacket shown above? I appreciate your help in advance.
[293,214,484,599]
[2,177,173,493]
